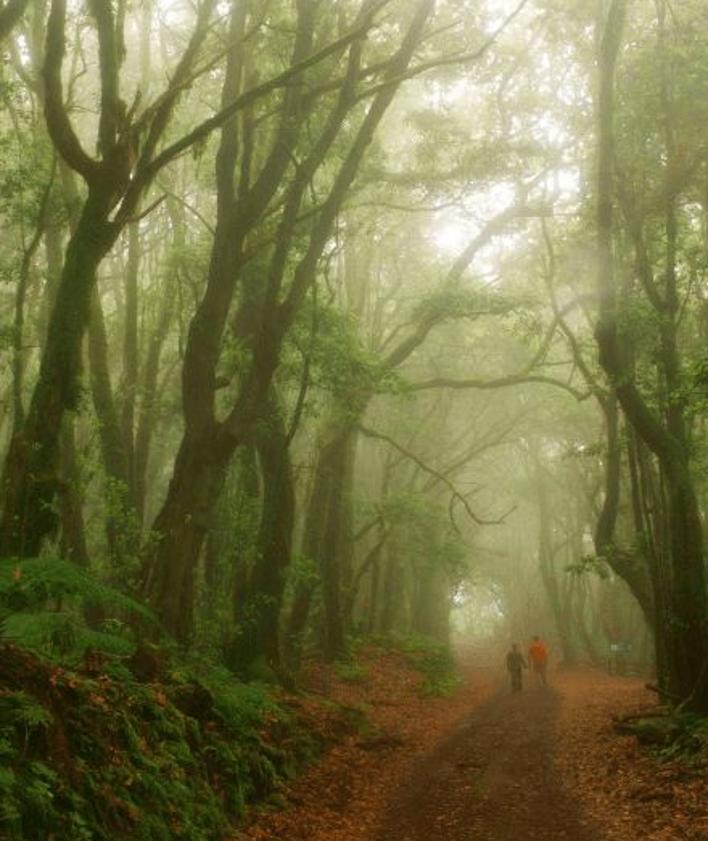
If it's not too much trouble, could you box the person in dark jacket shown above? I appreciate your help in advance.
[506,643,527,692]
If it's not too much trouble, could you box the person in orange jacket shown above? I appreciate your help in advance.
[528,635,549,686]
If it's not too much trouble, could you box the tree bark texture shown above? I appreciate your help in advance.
[0,193,117,555]
[594,0,708,710]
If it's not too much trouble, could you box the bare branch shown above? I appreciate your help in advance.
[125,3,389,204]
[410,373,591,401]
[156,185,215,235]
[115,0,218,225]
[275,0,436,331]
[354,513,384,543]
[358,424,513,526]
[43,0,100,182]
[353,0,530,102]
[540,218,604,397]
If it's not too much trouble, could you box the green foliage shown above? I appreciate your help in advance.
[622,711,708,763]
[0,646,316,841]
[286,300,405,409]
[411,286,514,325]
[565,554,611,580]
[0,690,52,730]
[0,688,57,839]
[334,659,369,685]
[287,553,319,588]
[373,633,461,697]
[0,557,152,623]
[374,493,467,583]
[654,714,708,762]
[0,557,154,657]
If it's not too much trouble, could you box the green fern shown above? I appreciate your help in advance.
[0,557,155,656]
[0,691,51,730]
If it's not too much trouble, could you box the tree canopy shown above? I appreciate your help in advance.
[0,0,707,716]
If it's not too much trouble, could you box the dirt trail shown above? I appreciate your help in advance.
[374,682,599,841]
[236,654,708,841]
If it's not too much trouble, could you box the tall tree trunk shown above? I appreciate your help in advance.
[537,472,576,666]
[133,277,175,524]
[594,0,708,709]
[318,429,357,660]
[141,429,228,642]
[410,558,450,643]
[42,199,90,565]
[88,289,135,562]
[227,394,295,672]
[58,420,89,566]
[0,191,116,555]
[627,428,669,686]
[594,395,654,624]
[574,577,601,664]
[121,221,140,497]
[285,420,358,661]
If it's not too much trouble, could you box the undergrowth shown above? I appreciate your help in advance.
[617,708,708,765]
[0,559,324,841]
[354,632,461,696]
[0,646,324,841]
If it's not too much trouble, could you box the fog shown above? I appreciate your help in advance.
[1,0,706,712]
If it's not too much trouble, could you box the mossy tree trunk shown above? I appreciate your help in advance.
[0,192,117,555]
[594,0,708,710]
[0,0,216,555]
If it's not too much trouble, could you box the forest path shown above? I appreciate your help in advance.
[373,681,598,841]
[235,652,707,841]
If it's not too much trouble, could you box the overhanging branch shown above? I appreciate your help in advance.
[43,0,100,182]
[409,373,591,401]
[357,424,513,526]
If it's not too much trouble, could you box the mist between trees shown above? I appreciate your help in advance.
[1,0,707,712]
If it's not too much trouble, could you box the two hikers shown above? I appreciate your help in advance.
[505,635,549,692]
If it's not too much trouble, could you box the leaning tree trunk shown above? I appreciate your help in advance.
[58,420,89,567]
[594,395,654,625]
[140,427,230,642]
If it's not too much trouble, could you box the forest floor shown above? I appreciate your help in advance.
[234,647,708,841]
